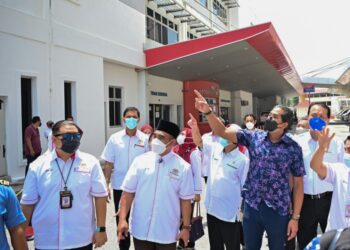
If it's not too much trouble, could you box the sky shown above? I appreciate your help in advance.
[238,0,350,75]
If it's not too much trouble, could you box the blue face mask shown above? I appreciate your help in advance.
[309,117,326,131]
[344,153,350,168]
[125,118,138,130]
[219,137,230,148]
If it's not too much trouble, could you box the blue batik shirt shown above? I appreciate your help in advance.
[0,184,26,250]
[237,130,305,216]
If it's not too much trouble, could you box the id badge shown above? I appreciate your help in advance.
[60,190,73,209]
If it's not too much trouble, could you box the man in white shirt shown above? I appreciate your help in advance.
[117,120,194,250]
[310,128,350,231]
[189,116,249,250]
[21,120,108,250]
[101,107,148,250]
[294,103,344,249]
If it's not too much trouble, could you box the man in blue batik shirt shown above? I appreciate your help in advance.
[194,90,305,250]
[0,179,27,250]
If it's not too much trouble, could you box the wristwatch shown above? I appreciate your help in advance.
[96,226,106,232]
[182,225,191,230]
[291,214,300,221]
[203,109,212,116]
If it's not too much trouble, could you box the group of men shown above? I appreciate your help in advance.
[1,89,350,250]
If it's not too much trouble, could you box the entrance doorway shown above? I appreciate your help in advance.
[0,98,7,176]
[220,107,229,124]
[149,104,170,129]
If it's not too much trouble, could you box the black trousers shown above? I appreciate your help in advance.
[134,238,176,250]
[297,192,332,250]
[114,189,130,250]
[36,243,92,250]
[207,213,241,250]
[25,153,41,177]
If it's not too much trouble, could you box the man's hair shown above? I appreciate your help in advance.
[52,120,83,136]
[344,135,350,144]
[273,105,294,131]
[32,116,41,124]
[244,114,257,121]
[65,115,74,121]
[46,120,54,128]
[307,103,331,118]
[123,107,140,118]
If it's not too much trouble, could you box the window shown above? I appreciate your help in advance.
[109,87,122,127]
[198,0,207,7]
[213,0,227,20]
[64,82,72,119]
[187,32,197,40]
[146,8,179,45]
[21,77,32,158]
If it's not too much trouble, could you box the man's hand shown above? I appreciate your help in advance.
[177,229,190,247]
[316,127,335,152]
[287,219,298,240]
[92,232,107,248]
[194,194,201,202]
[30,150,35,157]
[194,90,210,113]
[117,219,129,242]
[187,113,198,129]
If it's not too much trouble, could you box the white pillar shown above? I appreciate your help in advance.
[137,70,149,125]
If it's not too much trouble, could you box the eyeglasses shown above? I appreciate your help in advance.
[54,133,81,140]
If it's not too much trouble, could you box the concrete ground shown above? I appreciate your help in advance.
[20,123,350,249]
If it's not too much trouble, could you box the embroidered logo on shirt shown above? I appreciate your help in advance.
[169,168,180,180]
[135,139,145,148]
[226,162,238,169]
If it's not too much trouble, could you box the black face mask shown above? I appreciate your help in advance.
[61,138,80,154]
[264,117,279,132]
[39,122,42,127]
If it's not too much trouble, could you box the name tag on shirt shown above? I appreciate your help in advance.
[74,163,90,173]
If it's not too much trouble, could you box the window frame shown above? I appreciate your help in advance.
[108,86,123,127]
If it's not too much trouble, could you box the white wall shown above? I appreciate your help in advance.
[103,62,140,140]
[0,0,146,179]
[147,75,183,105]
[231,90,253,124]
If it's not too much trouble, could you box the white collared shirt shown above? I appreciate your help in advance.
[101,129,148,189]
[21,150,108,250]
[324,162,350,231]
[294,132,344,194]
[122,151,194,244]
[202,132,219,177]
[204,142,249,222]
[190,149,202,194]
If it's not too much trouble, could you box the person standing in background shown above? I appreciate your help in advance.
[101,107,148,250]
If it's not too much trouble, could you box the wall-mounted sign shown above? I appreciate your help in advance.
[303,84,315,93]
[151,91,168,97]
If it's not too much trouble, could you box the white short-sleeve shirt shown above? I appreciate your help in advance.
[204,142,249,222]
[101,129,148,189]
[202,132,219,177]
[294,132,344,194]
[324,162,350,231]
[21,150,108,249]
[189,149,202,195]
[122,151,194,244]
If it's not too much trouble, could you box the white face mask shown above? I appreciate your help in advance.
[151,138,167,155]
[295,127,309,135]
[246,122,254,130]
[176,134,186,145]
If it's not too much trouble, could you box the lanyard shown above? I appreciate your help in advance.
[55,159,75,191]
